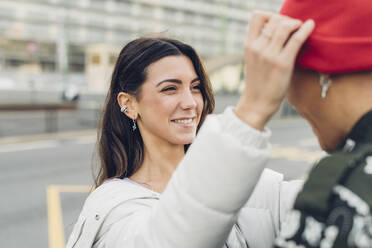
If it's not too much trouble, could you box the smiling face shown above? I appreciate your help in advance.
[134,55,204,146]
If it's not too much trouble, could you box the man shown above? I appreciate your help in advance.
[273,0,372,247]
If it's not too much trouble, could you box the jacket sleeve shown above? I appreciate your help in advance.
[98,107,272,248]
[237,169,303,248]
[279,179,303,229]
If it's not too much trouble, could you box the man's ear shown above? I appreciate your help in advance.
[117,92,138,119]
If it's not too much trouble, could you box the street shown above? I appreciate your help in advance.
[0,116,323,248]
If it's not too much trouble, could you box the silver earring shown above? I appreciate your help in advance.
[120,106,128,113]
[319,73,332,99]
[132,119,137,131]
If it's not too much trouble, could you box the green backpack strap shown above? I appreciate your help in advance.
[294,144,372,219]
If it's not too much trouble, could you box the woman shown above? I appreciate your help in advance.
[67,14,314,248]
[95,37,214,192]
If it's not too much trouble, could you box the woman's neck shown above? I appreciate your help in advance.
[130,137,185,193]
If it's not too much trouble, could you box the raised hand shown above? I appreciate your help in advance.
[235,11,315,130]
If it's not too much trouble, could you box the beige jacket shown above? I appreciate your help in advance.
[67,108,302,248]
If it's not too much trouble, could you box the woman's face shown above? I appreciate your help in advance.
[135,55,204,146]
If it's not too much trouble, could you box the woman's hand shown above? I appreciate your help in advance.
[235,11,315,130]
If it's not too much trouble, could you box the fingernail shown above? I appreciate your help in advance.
[306,19,315,26]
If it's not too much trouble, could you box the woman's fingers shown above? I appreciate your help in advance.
[282,19,315,61]
[247,11,273,40]
[249,14,305,58]
[255,14,281,47]
[238,14,314,130]
[269,18,303,54]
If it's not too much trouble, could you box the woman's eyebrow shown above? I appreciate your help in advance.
[191,77,200,83]
[156,79,182,87]
[156,77,200,87]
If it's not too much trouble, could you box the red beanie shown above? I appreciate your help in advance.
[280,0,372,74]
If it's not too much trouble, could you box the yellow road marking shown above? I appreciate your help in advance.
[55,185,93,193]
[47,185,91,248]
[272,144,325,164]
[47,185,65,248]
[298,138,319,148]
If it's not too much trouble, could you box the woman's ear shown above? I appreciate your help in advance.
[117,92,138,119]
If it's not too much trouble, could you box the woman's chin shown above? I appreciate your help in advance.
[172,134,196,146]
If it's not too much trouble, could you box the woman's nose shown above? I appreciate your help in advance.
[180,89,197,109]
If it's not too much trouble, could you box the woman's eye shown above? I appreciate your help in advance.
[161,86,176,92]
[192,84,201,90]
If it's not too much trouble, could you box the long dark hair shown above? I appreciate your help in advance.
[95,37,215,187]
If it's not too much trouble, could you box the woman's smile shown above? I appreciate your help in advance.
[171,117,197,128]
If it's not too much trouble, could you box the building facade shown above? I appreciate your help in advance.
[0,0,283,73]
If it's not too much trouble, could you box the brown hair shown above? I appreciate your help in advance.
[95,37,214,187]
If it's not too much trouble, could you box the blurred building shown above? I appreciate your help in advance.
[0,0,283,74]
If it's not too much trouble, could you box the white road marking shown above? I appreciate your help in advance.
[0,136,96,153]
[75,136,96,144]
[0,140,60,153]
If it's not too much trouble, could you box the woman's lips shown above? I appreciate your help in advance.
[171,117,196,127]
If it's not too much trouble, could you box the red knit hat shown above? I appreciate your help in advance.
[280,0,372,74]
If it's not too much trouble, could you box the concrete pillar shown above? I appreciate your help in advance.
[85,44,120,93]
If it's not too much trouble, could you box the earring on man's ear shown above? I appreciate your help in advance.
[319,73,332,99]
[120,106,128,113]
